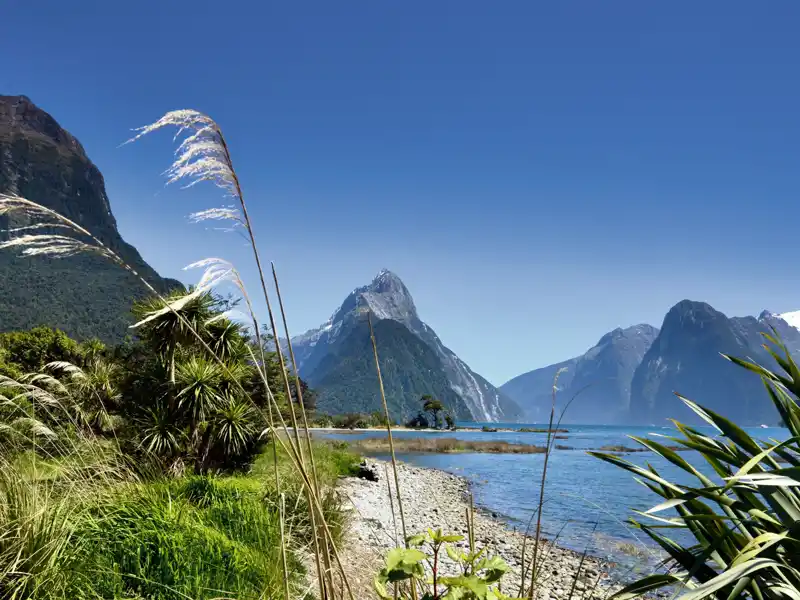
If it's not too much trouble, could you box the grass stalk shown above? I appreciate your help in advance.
[385,463,398,547]
[527,367,565,599]
[367,313,408,543]
[279,492,291,600]
[213,133,306,466]
[271,262,332,598]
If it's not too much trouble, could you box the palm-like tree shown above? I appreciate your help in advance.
[138,400,184,457]
[132,291,216,384]
[211,396,257,458]
[46,359,123,434]
[205,319,249,362]
[174,355,225,432]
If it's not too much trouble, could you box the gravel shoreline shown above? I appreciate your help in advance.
[336,457,625,599]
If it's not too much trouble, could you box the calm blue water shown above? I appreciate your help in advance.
[320,423,789,568]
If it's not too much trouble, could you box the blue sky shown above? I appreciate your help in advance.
[5,1,800,385]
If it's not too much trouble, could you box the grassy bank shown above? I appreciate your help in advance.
[0,439,360,600]
[346,435,547,454]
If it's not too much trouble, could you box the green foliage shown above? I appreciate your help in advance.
[306,318,473,422]
[317,411,397,429]
[0,289,317,476]
[375,529,516,600]
[591,331,800,600]
[444,412,455,430]
[422,395,446,429]
[0,326,83,372]
[0,435,351,599]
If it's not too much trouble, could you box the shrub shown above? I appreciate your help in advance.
[374,529,512,600]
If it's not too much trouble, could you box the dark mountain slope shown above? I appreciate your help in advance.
[629,301,800,425]
[0,95,180,341]
[305,317,473,422]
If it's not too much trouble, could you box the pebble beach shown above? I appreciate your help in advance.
[334,457,627,600]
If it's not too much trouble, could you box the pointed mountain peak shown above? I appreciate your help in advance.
[360,269,417,322]
[595,324,658,347]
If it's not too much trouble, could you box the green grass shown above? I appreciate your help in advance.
[0,439,360,600]
[83,478,293,600]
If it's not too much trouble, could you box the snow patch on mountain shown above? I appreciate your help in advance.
[779,310,800,330]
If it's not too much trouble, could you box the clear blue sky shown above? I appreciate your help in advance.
[5,1,800,385]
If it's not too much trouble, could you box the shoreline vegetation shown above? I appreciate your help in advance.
[312,432,692,455]
[309,425,570,433]
[344,436,549,454]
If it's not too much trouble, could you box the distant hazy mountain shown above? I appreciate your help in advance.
[0,94,180,341]
[629,301,800,425]
[290,269,522,422]
[502,300,800,426]
[501,325,658,424]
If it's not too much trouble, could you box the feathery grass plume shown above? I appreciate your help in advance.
[0,194,124,265]
[129,109,348,598]
[127,111,309,464]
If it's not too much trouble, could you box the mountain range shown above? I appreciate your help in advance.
[0,94,179,342]
[290,269,523,423]
[501,303,800,426]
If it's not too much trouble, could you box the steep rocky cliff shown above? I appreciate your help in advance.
[0,95,180,341]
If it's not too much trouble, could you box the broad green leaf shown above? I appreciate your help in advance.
[386,547,427,576]
[677,558,786,600]
[724,437,800,492]
[406,534,427,547]
[610,573,689,600]
[679,397,762,456]
[446,545,462,562]
[474,555,509,583]
[440,575,489,599]
[732,531,789,567]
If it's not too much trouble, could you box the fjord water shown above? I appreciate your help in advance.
[322,424,789,568]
